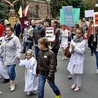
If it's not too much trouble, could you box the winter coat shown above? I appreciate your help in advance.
[67,39,86,74]
[0,33,21,65]
[36,49,56,79]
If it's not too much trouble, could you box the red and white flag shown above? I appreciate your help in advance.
[23,5,29,17]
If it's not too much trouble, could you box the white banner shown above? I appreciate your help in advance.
[85,10,94,17]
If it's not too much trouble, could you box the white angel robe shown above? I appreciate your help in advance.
[19,57,38,92]
[67,40,86,74]
[60,29,69,48]
[0,37,9,79]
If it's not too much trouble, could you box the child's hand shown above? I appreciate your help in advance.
[35,74,38,77]
[71,44,75,53]
[16,55,20,60]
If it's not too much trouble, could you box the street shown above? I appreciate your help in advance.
[0,43,98,98]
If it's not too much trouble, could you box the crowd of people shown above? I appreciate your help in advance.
[0,17,98,98]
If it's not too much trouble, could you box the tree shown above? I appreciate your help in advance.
[0,0,8,23]
[50,0,67,18]
[50,0,94,18]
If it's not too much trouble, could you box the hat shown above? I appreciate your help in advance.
[4,20,10,26]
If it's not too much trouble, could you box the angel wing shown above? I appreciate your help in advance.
[12,0,19,5]
[3,0,12,6]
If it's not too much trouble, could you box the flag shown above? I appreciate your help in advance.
[19,17,30,28]
[23,5,29,17]
[18,6,22,17]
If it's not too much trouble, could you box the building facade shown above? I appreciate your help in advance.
[26,0,51,19]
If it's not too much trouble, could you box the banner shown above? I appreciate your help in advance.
[85,10,94,17]
[19,17,30,28]
[62,6,74,26]
[60,9,65,25]
[45,26,56,42]
[73,8,80,24]
[94,12,98,27]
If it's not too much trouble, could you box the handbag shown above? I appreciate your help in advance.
[64,45,71,58]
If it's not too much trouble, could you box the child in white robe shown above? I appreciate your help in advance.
[0,37,10,83]
[60,25,69,60]
[67,28,85,92]
[19,49,38,95]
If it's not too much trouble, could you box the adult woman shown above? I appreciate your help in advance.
[0,25,21,92]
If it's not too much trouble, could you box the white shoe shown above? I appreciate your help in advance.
[10,81,15,92]
[62,57,65,60]
[71,84,76,90]
[33,90,37,94]
[74,87,80,92]
[96,69,98,74]
[26,92,31,96]
[62,57,67,60]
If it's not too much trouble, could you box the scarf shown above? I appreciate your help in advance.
[73,36,84,43]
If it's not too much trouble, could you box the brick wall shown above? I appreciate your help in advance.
[26,0,51,19]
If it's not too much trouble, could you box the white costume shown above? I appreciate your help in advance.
[19,57,38,92]
[0,37,9,79]
[67,39,86,74]
[60,29,69,49]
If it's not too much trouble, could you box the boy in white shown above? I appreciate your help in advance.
[19,49,38,95]
[60,25,69,60]
[67,28,85,92]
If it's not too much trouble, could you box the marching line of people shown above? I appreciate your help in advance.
[0,17,98,98]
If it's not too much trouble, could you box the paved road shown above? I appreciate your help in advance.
[0,44,98,98]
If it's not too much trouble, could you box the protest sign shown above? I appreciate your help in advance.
[45,26,56,42]
[62,6,74,26]
[94,12,98,27]
[73,8,80,24]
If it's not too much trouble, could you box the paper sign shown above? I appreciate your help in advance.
[45,26,56,42]
[85,10,94,17]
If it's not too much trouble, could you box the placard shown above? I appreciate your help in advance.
[85,10,94,17]
[62,6,74,26]
[94,12,98,27]
[45,26,56,42]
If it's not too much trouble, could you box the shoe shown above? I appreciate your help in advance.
[96,69,98,74]
[3,79,10,83]
[26,92,31,96]
[62,57,65,60]
[71,84,76,90]
[55,94,61,98]
[62,56,66,60]
[68,75,72,79]
[32,90,37,94]
[74,87,80,92]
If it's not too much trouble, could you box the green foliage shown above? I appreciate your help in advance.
[50,0,94,18]
[50,0,67,18]
[0,2,8,23]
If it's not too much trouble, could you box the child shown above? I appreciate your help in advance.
[19,49,38,95]
[67,28,85,92]
[36,37,61,98]
[60,25,69,60]
[0,36,10,83]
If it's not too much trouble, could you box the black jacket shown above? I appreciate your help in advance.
[36,49,56,79]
